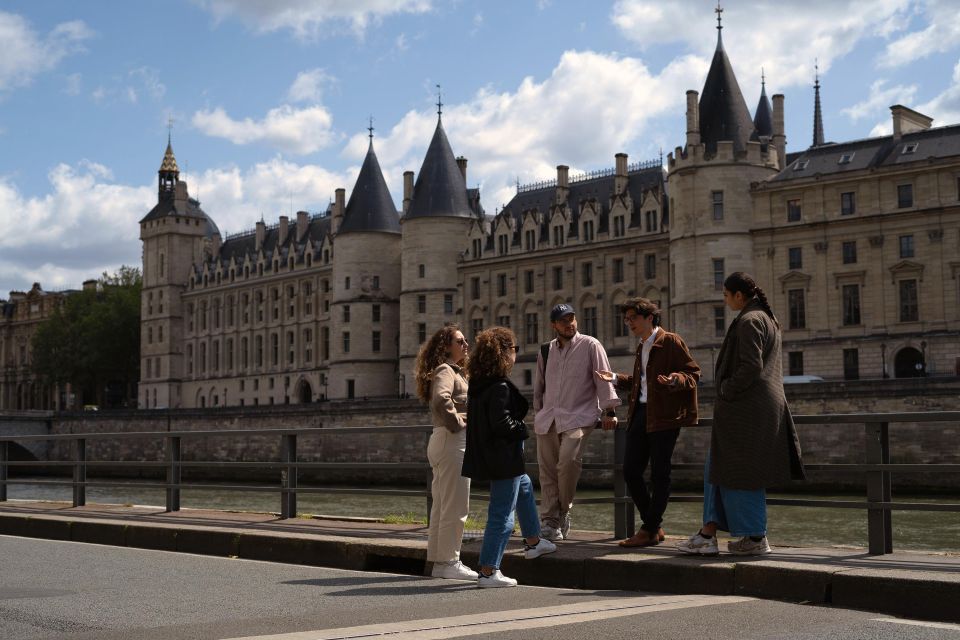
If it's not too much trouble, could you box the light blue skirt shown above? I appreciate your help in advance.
[702,450,767,537]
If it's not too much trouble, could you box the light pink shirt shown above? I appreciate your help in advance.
[533,332,620,434]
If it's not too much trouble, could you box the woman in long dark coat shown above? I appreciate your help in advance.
[678,272,804,556]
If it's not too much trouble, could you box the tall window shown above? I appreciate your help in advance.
[343,305,350,322]
[372,304,381,322]
[552,266,563,290]
[581,262,593,287]
[645,210,658,231]
[553,225,564,246]
[345,276,351,290]
[241,337,248,369]
[842,241,857,264]
[713,259,725,291]
[615,304,630,337]
[255,335,263,367]
[788,247,802,270]
[342,331,350,353]
[304,329,312,363]
[498,234,508,255]
[497,314,511,327]
[525,313,538,344]
[711,191,724,221]
[613,215,625,237]
[583,220,594,242]
[187,344,193,374]
[899,234,914,258]
[372,275,380,289]
[524,270,534,293]
[271,333,279,365]
[444,294,454,314]
[372,331,381,353]
[788,352,804,376]
[787,199,802,222]
[644,254,656,279]
[419,264,426,278]
[581,306,597,337]
[418,323,427,343]
[714,306,726,337]
[286,331,295,365]
[841,191,856,215]
[226,338,233,370]
[843,348,860,380]
[842,284,861,326]
[321,328,329,360]
[417,295,426,313]
[200,342,207,372]
[471,277,480,299]
[471,318,483,340]
[899,279,919,322]
[788,289,806,329]
[525,229,536,251]
[496,273,507,296]
[612,259,624,283]
[897,183,913,208]
[471,237,481,259]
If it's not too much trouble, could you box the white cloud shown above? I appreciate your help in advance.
[611,0,912,89]
[129,66,166,100]
[842,79,918,121]
[0,11,93,94]
[286,68,336,103]
[193,0,433,39]
[915,57,960,126]
[344,49,706,211]
[879,0,960,68]
[192,104,338,154]
[64,72,82,96]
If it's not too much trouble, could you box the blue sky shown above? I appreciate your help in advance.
[2,0,960,296]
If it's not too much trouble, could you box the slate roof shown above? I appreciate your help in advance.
[752,80,773,140]
[770,123,960,183]
[213,214,333,269]
[699,30,755,155]
[404,117,475,220]
[140,195,220,238]
[339,140,400,235]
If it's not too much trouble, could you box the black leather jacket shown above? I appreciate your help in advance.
[461,377,529,482]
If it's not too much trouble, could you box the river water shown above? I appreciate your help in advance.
[6,479,958,552]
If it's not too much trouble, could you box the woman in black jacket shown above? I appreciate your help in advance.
[462,327,556,588]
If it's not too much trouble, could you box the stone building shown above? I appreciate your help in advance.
[139,13,959,408]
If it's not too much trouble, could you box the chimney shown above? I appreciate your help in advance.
[212,233,222,257]
[82,279,97,292]
[556,165,569,206]
[891,105,933,140]
[255,220,265,251]
[614,153,628,195]
[456,156,468,183]
[296,210,309,241]
[279,215,289,244]
[686,90,701,147]
[332,188,345,235]
[402,171,414,216]
[175,180,189,210]
[772,94,786,170]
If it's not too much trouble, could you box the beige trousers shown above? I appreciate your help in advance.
[426,427,470,563]
[536,423,592,529]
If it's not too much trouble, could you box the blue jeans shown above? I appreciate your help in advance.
[479,474,541,569]
[702,451,767,538]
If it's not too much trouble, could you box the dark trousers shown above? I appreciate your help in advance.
[623,404,681,533]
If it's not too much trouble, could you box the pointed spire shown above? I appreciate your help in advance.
[752,68,774,139]
[812,60,825,147]
[405,117,472,220]
[698,3,755,154]
[436,84,443,120]
[340,124,400,235]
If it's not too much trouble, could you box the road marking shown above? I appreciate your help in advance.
[873,618,960,631]
[223,594,753,640]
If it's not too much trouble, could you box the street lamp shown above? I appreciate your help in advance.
[920,341,927,377]
[880,342,888,379]
[398,373,406,399]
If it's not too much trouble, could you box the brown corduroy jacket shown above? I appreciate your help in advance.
[615,328,700,432]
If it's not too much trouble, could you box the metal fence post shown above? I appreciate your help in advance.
[865,422,893,554]
[73,438,86,507]
[165,436,181,512]
[425,431,434,524]
[0,441,8,502]
[280,434,297,519]
[613,427,634,539]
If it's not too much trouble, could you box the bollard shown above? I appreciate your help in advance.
[73,438,86,507]
[280,434,298,519]
[165,436,181,512]
[865,422,893,554]
[613,427,634,539]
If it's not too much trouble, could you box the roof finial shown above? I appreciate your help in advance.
[436,83,443,119]
[812,58,825,147]
[368,115,374,141]
[715,0,723,31]
[761,67,766,89]
[814,59,820,88]
[167,116,174,146]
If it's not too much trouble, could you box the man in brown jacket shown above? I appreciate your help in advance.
[597,297,700,547]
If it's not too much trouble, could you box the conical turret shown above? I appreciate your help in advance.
[404,116,472,220]
[752,72,773,140]
[698,14,755,154]
[339,136,400,235]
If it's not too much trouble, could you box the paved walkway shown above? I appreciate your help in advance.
[1,500,958,622]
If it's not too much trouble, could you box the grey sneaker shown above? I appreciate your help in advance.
[677,532,719,556]
[540,524,563,542]
[727,536,772,556]
[477,570,517,588]
[560,513,571,539]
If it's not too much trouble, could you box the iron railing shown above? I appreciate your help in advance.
[1,411,959,555]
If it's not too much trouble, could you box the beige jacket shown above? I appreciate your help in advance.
[430,363,468,433]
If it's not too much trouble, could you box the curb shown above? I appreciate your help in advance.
[1,512,957,623]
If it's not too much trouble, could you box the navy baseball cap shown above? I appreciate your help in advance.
[550,303,576,322]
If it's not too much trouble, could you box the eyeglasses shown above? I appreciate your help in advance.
[507,345,520,353]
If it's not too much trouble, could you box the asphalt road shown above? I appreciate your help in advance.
[1,535,958,640]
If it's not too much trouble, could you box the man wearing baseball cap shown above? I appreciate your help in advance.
[533,303,620,541]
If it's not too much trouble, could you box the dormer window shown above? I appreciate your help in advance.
[792,160,809,171]
[838,152,855,165]
[902,143,919,155]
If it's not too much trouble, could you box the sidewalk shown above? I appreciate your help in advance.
[1,500,958,622]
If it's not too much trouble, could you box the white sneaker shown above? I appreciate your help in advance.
[477,570,517,588]
[524,538,557,559]
[677,532,719,556]
[432,561,479,581]
[560,513,571,539]
[540,524,563,541]
[727,536,772,556]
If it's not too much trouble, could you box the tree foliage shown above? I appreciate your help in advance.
[31,266,142,406]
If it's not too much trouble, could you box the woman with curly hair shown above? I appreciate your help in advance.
[414,324,476,581]
[462,327,556,588]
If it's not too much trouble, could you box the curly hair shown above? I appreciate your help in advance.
[466,326,517,382]
[414,324,466,403]
[724,271,780,329]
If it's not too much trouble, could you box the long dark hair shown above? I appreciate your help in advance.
[724,272,780,329]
